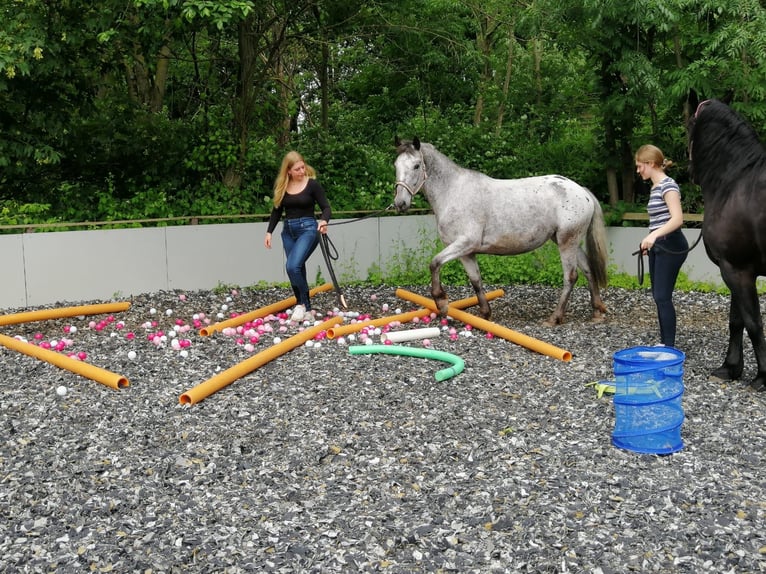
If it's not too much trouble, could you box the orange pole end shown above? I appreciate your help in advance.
[0,333,129,389]
[0,302,131,327]
[395,288,572,362]
[180,315,343,405]
[199,283,334,336]
[325,289,505,339]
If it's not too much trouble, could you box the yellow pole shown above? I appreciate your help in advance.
[199,283,334,336]
[0,302,131,326]
[180,315,343,405]
[0,333,129,389]
[395,288,572,362]
[326,289,505,339]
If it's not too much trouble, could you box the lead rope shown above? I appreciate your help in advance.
[318,231,348,309]
[631,230,703,286]
[325,204,395,227]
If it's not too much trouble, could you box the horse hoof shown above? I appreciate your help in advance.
[711,365,743,382]
[749,378,766,392]
[544,315,564,327]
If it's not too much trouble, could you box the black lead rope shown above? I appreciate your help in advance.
[632,247,646,286]
[631,231,704,286]
[325,204,395,227]
[318,232,348,309]
[315,205,394,309]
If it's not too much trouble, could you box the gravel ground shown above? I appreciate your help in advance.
[1,283,765,574]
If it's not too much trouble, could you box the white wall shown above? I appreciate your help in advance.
[0,216,721,309]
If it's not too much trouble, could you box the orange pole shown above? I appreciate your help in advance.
[180,315,343,405]
[395,288,572,362]
[199,283,333,336]
[326,289,505,339]
[0,333,129,389]
[0,302,131,327]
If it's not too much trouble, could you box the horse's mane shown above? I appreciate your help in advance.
[690,100,766,192]
[397,138,471,176]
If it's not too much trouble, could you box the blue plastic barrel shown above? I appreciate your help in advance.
[611,346,685,454]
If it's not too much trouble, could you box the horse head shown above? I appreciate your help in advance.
[393,136,426,212]
[687,98,766,192]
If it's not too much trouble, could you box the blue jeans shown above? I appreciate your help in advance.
[648,229,688,347]
[281,217,319,310]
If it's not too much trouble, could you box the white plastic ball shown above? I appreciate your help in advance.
[127,350,137,360]
[56,385,67,396]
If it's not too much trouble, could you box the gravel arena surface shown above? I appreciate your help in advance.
[1,284,765,574]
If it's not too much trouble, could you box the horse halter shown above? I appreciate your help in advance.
[394,151,429,198]
[688,99,714,173]
[694,99,711,118]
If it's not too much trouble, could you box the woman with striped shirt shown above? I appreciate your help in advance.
[636,144,689,347]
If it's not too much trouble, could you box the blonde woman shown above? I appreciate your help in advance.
[265,151,332,322]
[635,144,688,347]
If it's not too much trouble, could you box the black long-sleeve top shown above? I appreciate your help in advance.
[266,179,332,234]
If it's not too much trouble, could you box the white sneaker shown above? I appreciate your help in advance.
[290,305,306,322]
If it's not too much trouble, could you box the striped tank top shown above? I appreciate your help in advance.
[647,176,680,231]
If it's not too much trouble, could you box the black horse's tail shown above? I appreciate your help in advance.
[586,195,609,289]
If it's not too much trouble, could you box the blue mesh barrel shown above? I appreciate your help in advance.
[611,346,685,454]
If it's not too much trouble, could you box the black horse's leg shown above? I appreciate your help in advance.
[459,254,490,319]
[728,273,766,390]
[713,270,747,382]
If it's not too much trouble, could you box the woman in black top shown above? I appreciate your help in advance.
[265,151,332,322]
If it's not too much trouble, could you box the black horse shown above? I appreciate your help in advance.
[688,98,766,391]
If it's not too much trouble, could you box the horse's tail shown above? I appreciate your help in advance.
[586,194,609,289]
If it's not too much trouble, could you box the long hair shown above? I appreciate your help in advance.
[689,100,766,192]
[273,151,317,207]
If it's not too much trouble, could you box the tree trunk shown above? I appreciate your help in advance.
[225,15,260,190]
[150,44,172,113]
[603,103,622,206]
[319,37,329,130]
[606,167,619,206]
[621,139,635,204]
[495,22,516,134]
[473,27,489,127]
[533,37,542,107]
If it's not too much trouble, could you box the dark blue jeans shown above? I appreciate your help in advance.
[648,229,688,347]
[281,217,319,310]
